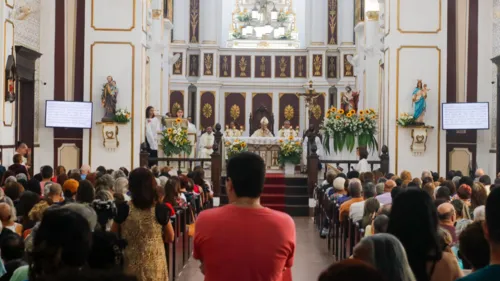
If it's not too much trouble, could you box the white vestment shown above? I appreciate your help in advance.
[302,136,323,166]
[225,129,242,137]
[251,128,274,137]
[145,117,161,150]
[278,128,298,138]
[199,133,214,158]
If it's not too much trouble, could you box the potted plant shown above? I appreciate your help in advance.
[225,139,248,157]
[160,118,193,157]
[113,108,131,123]
[278,137,302,175]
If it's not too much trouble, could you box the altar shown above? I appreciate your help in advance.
[223,137,303,171]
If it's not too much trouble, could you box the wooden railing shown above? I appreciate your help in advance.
[139,123,224,197]
[307,142,389,197]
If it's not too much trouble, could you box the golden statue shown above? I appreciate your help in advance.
[222,56,230,77]
[313,55,322,76]
[239,57,248,77]
[204,54,213,75]
[279,57,288,77]
[260,57,266,77]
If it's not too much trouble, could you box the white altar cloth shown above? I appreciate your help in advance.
[224,137,302,144]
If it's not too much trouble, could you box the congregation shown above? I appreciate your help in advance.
[0,146,498,281]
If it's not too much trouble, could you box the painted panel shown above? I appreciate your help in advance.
[279,94,300,129]
[327,56,337,78]
[203,53,214,76]
[225,93,246,129]
[235,56,251,78]
[275,56,291,78]
[294,56,307,78]
[220,55,232,77]
[254,56,271,78]
[199,91,215,130]
[189,54,199,77]
[169,90,184,116]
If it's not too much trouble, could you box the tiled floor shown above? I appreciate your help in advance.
[176,217,334,281]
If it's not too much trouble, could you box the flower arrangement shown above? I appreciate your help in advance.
[225,139,248,157]
[113,108,131,123]
[396,112,416,127]
[322,107,379,153]
[236,13,251,23]
[160,118,192,157]
[277,12,289,23]
[278,137,303,165]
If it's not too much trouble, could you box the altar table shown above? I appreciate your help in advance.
[223,137,303,171]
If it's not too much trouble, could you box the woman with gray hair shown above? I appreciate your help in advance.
[353,233,416,281]
[114,177,130,201]
[95,174,114,192]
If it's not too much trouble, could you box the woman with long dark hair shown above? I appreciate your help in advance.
[388,189,463,281]
[111,168,174,281]
[145,106,161,167]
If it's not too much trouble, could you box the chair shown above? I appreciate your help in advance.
[249,105,275,136]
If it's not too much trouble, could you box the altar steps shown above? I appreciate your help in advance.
[219,175,309,217]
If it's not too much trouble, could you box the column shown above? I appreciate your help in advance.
[173,0,189,43]
[200,0,217,45]
[309,0,327,45]
[162,19,173,115]
[83,0,144,170]
[149,0,163,110]
[363,12,382,111]
[0,1,16,165]
[338,0,355,44]
[384,0,447,175]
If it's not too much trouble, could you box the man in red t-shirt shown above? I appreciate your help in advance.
[194,152,296,281]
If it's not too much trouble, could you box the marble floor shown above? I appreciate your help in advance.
[176,217,335,281]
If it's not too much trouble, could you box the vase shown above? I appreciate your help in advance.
[284,162,295,176]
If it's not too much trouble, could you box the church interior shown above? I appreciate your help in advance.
[0,0,499,280]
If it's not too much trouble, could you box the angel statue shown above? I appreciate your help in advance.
[101,76,119,121]
[412,80,429,124]
[341,86,359,113]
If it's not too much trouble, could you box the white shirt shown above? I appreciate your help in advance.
[145,117,161,150]
[354,158,370,173]
[349,200,365,222]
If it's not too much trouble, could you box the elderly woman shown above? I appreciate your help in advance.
[114,177,130,201]
[353,233,416,281]
[95,174,114,192]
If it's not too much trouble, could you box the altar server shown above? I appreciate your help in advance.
[145,106,161,167]
[251,117,274,137]
[199,126,214,158]
[278,120,297,138]
[352,147,370,173]
[225,121,242,137]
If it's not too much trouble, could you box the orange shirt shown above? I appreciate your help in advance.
[194,204,296,281]
[339,197,364,222]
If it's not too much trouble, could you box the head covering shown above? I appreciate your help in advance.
[15,173,27,182]
[260,117,269,125]
[63,179,79,194]
[333,177,346,191]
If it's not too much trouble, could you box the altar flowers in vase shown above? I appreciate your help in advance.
[225,139,248,157]
[160,118,193,157]
[278,137,303,165]
[322,107,379,153]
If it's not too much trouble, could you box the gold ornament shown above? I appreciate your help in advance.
[297,56,305,77]
[204,54,213,75]
[284,105,294,120]
[238,57,248,77]
[230,104,241,120]
[313,55,322,76]
[312,104,322,119]
[172,102,181,115]
[279,57,288,77]
[260,57,266,77]
[202,103,213,118]
[222,56,230,77]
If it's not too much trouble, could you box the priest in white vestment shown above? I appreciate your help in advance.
[251,117,274,137]
[278,120,298,138]
[225,121,243,137]
[199,126,214,158]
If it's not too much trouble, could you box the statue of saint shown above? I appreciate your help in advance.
[251,117,274,137]
[341,86,359,113]
[101,76,119,121]
[412,80,429,124]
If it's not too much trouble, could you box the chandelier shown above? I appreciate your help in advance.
[232,0,296,40]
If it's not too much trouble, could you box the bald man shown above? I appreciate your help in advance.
[437,202,457,244]
[475,168,485,180]
[376,180,396,205]
[0,203,22,235]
